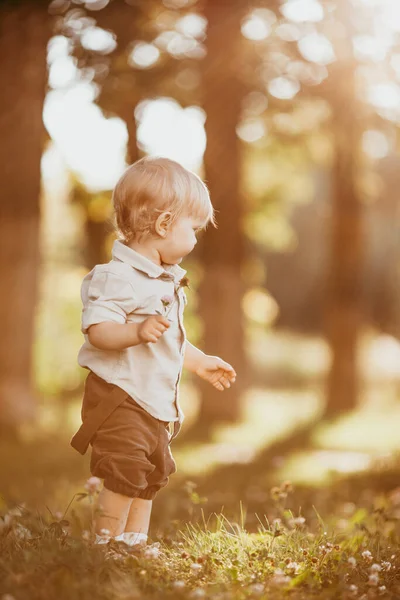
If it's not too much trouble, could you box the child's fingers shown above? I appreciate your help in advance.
[216,359,236,377]
[218,375,231,389]
[213,380,224,391]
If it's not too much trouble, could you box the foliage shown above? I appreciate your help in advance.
[1,479,400,599]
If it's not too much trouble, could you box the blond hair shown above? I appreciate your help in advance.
[111,156,216,244]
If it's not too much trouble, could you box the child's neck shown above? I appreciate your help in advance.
[126,240,164,267]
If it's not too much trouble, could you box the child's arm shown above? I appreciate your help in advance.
[88,316,170,351]
[184,340,236,392]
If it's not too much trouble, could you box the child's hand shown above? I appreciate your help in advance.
[195,355,236,391]
[138,315,170,343]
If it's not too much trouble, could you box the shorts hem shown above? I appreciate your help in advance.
[103,479,149,499]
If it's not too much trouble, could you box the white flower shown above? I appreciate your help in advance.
[348,557,357,567]
[378,586,387,595]
[381,561,391,571]
[172,581,186,589]
[286,561,300,574]
[13,524,32,540]
[272,518,282,528]
[348,584,358,597]
[190,589,206,599]
[362,550,373,562]
[271,568,291,586]
[370,563,382,572]
[144,546,161,559]
[100,528,110,536]
[190,562,203,572]
[84,476,102,494]
[368,573,379,586]
[249,583,264,596]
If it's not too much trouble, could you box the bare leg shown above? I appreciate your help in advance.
[124,498,153,535]
[95,487,133,537]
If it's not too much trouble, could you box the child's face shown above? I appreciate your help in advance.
[159,214,204,265]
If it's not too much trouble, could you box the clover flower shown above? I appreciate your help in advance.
[348,557,357,568]
[362,550,373,562]
[84,476,102,495]
[190,589,206,599]
[172,581,186,589]
[161,295,174,308]
[378,586,387,595]
[144,545,161,559]
[179,276,190,289]
[271,568,291,586]
[286,561,300,574]
[157,276,189,319]
[368,573,379,586]
[249,583,264,596]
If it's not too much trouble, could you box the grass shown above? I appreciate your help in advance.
[1,475,400,599]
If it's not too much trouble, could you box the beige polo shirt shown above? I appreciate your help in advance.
[77,239,188,440]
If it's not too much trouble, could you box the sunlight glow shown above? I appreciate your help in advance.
[236,119,266,143]
[368,82,400,111]
[48,56,78,88]
[241,14,271,41]
[136,98,205,170]
[175,13,206,38]
[298,33,336,66]
[362,130,390,160]
[281,0,324,23]
[44,85,127,191]
[129,42,160,69]
[353,35,389,62]
[242,288,279,325]
[81,26,117,54]
[268,76,300,100]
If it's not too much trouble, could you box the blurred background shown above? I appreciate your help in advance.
[1,0,400,531]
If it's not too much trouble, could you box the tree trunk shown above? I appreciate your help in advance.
[0,1,50,433]
[122,101,140,165]
[324,61,364,416]
[197,0,247,424]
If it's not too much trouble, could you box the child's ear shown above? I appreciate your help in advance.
[155,211,173,237]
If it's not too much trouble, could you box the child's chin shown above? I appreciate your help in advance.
[163,256,182,265]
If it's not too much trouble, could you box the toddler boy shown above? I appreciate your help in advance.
[71,156,236,547]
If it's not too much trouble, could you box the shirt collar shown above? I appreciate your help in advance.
[111,239,187,284]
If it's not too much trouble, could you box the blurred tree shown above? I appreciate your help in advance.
[0,0,51,435]
[70,179,113,268]
[322,53,364,415]
[236,0,400,415]
[57,0,204,267]
[196,0,249,423]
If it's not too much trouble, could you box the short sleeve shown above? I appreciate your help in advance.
[81,269,138,335]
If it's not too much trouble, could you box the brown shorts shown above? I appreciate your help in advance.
[75,371,177,499]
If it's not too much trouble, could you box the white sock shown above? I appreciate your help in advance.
[94,532,125,545]
[123,531,148,546]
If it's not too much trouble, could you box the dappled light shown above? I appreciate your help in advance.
[1,0,400,597]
